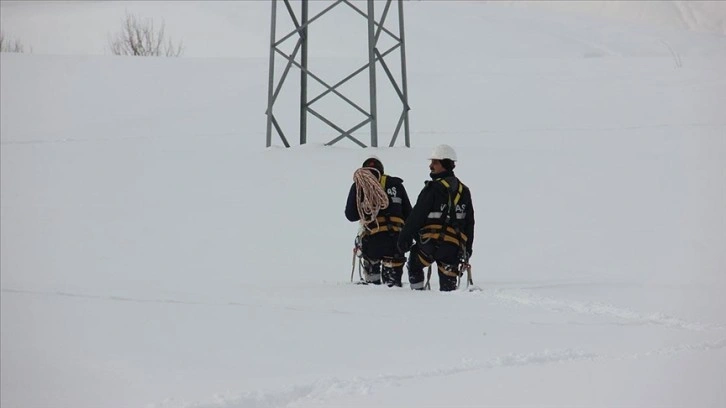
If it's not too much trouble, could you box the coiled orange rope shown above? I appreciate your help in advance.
[353,168,389,232]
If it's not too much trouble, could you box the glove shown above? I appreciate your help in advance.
[397,237,413,254]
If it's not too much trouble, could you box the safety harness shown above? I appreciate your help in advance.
[420,177,472,289]
[420,177,468,249]
[360,175,405,237]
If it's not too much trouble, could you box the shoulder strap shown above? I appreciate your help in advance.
[439,177,463,206]
[437,177,467,255]
[380,174,387,190]
[455,182,463,205]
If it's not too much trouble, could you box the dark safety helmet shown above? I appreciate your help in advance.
[362,156,384,176]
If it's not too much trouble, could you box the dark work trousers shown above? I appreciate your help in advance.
[407,240,461,291]
[361,232,403,285]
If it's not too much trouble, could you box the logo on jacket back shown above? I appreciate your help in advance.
[388,186,402,204]
[440,203,466,217]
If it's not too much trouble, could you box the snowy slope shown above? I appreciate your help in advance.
[2,1,726,408]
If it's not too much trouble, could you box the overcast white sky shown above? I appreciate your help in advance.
[1,1,725,58]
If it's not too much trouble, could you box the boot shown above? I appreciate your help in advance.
[362,257,381,284]
[438,262,460,291]
[382,256,406,287]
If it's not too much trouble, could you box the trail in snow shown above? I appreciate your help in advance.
[491,288,726,331]
[171,338,726,408]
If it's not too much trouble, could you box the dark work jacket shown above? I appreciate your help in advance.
[398,170,475,256]
[345,174,412,227]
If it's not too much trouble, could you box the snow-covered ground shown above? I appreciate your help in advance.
[1,1,725,407]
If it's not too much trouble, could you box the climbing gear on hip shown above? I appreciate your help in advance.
[460,261,473,288]
[350,234,366,283]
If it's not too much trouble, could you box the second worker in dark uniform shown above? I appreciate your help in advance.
[397,145,475,291]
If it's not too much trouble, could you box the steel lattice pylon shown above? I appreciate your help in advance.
[265,0,411,148]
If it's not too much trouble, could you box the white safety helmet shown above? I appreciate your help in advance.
[429,144,457,161]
